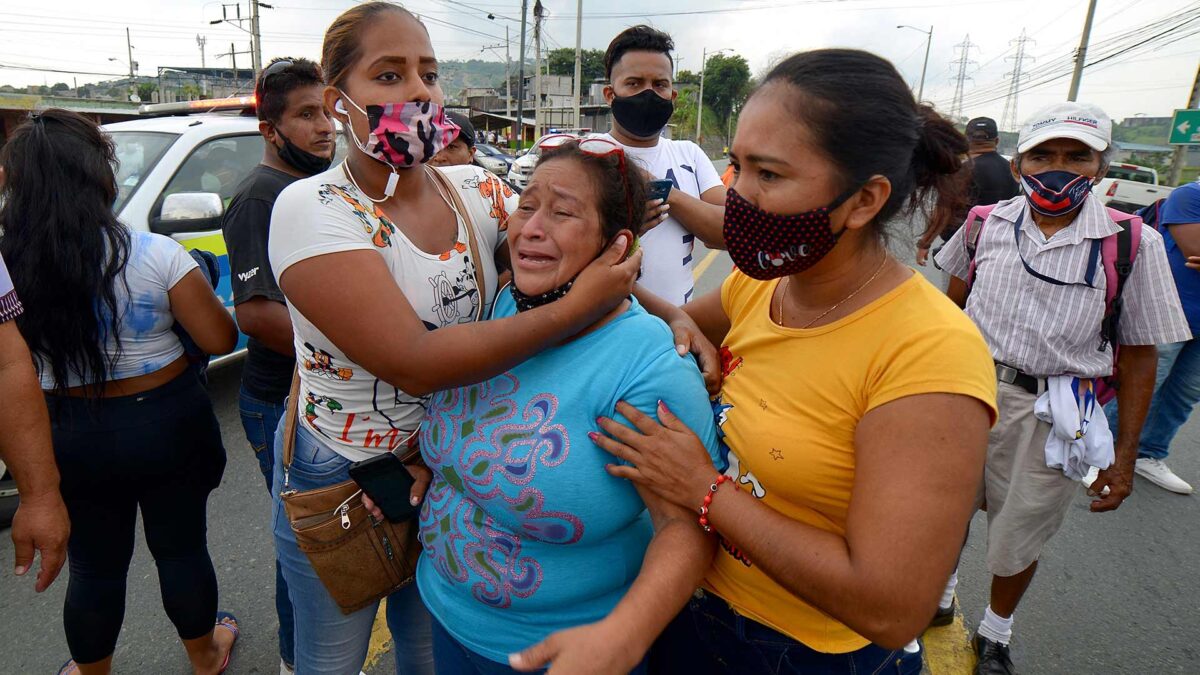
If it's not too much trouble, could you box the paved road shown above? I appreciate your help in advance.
[2,227,1199,673]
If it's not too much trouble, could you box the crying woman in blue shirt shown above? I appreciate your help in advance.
[413,138,722,674]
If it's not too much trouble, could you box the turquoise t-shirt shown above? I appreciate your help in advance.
[416,289,721,664]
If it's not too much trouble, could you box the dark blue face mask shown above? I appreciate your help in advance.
[1021,170,1094,217]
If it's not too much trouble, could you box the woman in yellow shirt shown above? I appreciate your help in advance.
[595,49,998,674]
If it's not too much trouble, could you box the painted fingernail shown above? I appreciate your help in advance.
[14,566,26,576]
[658,400,670,414]
[410,496,420,506]
[588,431,600,441]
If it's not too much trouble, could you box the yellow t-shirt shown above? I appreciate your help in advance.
[703,268,997,653]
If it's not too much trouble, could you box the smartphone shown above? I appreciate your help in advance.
[347,453,420,523]
[647,179,674,202]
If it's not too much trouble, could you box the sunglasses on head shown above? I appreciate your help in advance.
[258,60,295,90]
[535,135,635,229]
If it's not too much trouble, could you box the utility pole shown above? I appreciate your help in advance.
[1001,30,1035,133]
[505,26,512,119]
[1167,62,1200,186]
[949,34,976,121]
[249,0,262,75]
[696,46,707,142]
[573,0,582,128]
[217,42,253,94]
[126,27,137,101]
[1067,0,1098,102]
[516,0,528,149]
[197,35,208,96]
[917,26,932,102]
[898,25,934,102]
[533,0,544,142]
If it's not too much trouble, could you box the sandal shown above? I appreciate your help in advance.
[57,660,78,675]
[214,611,240,674]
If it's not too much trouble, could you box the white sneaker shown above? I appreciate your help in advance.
[279,660,294,675]
[1134,458,1194,494]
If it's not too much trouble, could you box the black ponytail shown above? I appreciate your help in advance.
[0,108,130,397]
[759,49,968,235]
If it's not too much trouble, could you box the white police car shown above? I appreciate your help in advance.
[104,96,344,359]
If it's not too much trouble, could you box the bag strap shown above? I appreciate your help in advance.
[428,167,487,322]
[283,369,301,473]
[1099,210,1142,349]
[963,203,996,292]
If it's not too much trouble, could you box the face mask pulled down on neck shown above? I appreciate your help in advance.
[275,129,332,176]
[339,92,460,195]
[610,89,675,139]
[1021,170,1094,217]
[722,187,856,280]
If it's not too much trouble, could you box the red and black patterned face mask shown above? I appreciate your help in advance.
[722,186,857,280]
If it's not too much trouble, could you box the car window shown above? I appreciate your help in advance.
[1105,166,1155,184]
[160,134,263,210]
[109,131,180,214]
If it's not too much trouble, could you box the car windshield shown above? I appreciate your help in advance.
[109,131,179,214]
[1106,166,1155,184]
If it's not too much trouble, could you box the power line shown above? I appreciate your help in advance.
[942,5,1200,110]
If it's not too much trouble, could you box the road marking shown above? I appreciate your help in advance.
[923,598,976,674]
[364,604,391,670]
[693,249,722,280]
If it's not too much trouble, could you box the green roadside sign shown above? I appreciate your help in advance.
[1169,108,1200,145]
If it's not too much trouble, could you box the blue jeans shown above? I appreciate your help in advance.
[239,388,295,667]
[431,619,647,675]
[1104,340,1200,460]
[651,590,923,675]
[272,414,434,675]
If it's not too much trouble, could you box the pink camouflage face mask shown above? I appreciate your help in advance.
[338,92,460,169]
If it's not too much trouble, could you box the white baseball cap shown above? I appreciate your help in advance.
[1017,102,1111,154]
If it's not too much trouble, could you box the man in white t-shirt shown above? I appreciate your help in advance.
[601,25,726,305]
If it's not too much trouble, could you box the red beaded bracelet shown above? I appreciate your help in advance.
[699,475,734,533]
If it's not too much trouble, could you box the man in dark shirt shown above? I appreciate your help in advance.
[221,56,333,675]
[964,116,1020,212]
[919,116,1021,264]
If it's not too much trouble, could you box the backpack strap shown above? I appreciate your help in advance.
[963,204,996,291]
[1099,208,1142,349]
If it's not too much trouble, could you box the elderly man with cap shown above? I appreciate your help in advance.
[935,102,1189,675]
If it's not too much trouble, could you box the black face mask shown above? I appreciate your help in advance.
[275,129,332,176]
[610,89,675,139]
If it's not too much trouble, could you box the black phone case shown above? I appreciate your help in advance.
[348,454,419,523]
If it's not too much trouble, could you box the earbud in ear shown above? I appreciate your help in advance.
[334,99,347,115]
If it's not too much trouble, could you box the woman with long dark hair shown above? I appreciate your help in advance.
[0,109,240,675]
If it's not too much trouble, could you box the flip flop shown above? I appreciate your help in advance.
[57,660,78,675]
[214,611,240,674]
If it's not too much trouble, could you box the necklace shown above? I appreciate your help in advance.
[775,255,890,329]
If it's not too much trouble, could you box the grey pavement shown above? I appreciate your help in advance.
[2,219,1199,673]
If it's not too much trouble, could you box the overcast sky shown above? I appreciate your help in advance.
[1,0,1196,129]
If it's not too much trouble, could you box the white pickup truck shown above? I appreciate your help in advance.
[1097,163,1175,214]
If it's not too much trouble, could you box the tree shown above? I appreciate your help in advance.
[670,87,722,144]
[136,83,157,102]
[180,83,202,101]
[50,82,69,93]
[700,53,751,146]
[675,69,700,86]
[546,48,606,84]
